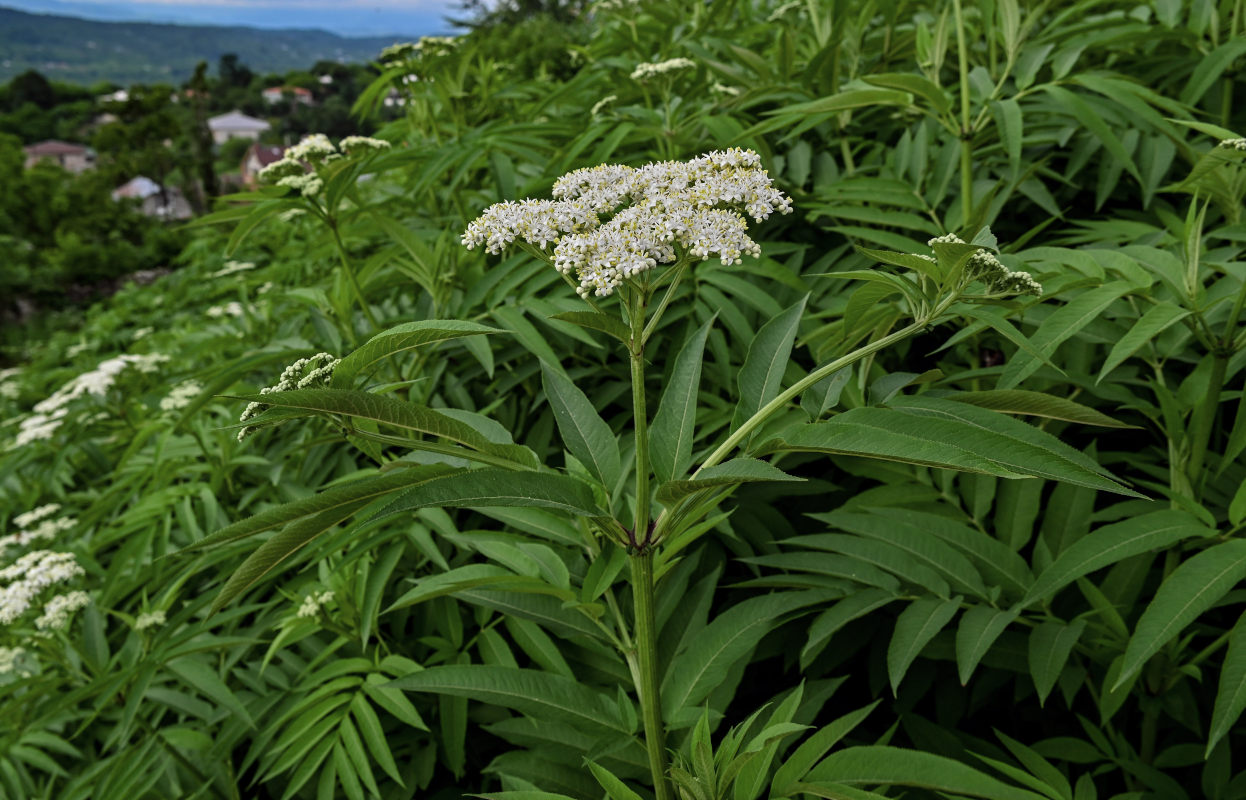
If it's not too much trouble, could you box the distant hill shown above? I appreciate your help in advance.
[0,5,410,86]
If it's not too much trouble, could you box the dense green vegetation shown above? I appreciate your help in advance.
[0,6,402,86]
[2,1,1246,799]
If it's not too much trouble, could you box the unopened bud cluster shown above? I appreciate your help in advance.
[926,234,1042,297]
[237,353,339,441]
[630,58,696,81]
[1218,138,1246,151]
[257,134,390,198]
[462,148,792,297]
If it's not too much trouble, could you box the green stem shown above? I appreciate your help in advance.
[952,0,974,224]
[631,551,671,800]
[692,320,927,477]
[631,300,652,540]
[328,219,380,335]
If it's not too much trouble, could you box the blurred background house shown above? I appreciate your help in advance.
[207,110,270,144]
[239,142,287,188]
[111,175,193,220]
[23,140,95,173]
[261,86,314,106]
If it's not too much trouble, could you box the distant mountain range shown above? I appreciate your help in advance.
[0,5,440,86]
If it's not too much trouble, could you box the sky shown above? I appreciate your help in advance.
[5,0,460,36]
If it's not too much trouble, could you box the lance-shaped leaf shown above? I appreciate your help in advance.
[540,362,621,488]
[1116,540,1246,688]
[956,606,1017,685]
[332,320,503,386]
[1208,610,1246,757]
[388,665,628,733]
[376,469,602,519]
[767,397,1138,496]
[547,311,631,344]
[1096,302,1188,383]
[1027,620,1085,706]
[650,318,713,484]
[656,458,803,505]
[1022,510,1213,606]
[178,465,457,555]
[807,746,1048,800]
[887,597,960,693]
[733,295,807,434]
[236,388,537,467]
[947,389,1134,428]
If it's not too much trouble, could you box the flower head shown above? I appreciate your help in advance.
[237,353,339,441]
[631,58,696,82]
[462,149,792,297]
[0,551,84,625]
[35,591,91,630]
[134,610,166,631]
[297,590,335,618]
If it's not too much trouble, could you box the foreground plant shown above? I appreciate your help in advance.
[188,147,1140,799]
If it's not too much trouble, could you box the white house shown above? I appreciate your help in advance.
[208,111,271,144]
[261,86,314,105]
[112,176,193,220]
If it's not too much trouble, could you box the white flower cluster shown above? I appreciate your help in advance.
[0,379,17,401]
[630,58,696,82]
[0,646,29,677]
[340,136,391,155]
[462,148,792,297]
[297,590,334,618]
[160,381,202,412]
[925,234,1042,296]
[11,354,168,447]
[206,302,245,319]
[287,133,338,164]
[0,515,75,556]
[35,590,90,630]
[237,353,339,441]
[591,95,617,115]
[212,260,256,279]
[711,82,741,96]
[1218,138,1246,151]
[134,610,166,631]
[0,551,84,625]
[13,504,60,530]
[380,37,458,66]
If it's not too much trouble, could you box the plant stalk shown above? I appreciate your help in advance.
[952,0,974,224]
[631,550,670,800]
[328,219,380,334]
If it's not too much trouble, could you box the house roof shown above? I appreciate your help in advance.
[208,111,271,132]
[262,86,312,96]
[246,144,287,167]
[112,176,163,200]
[24,140,89,156]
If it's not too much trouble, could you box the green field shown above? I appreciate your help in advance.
[2,2,1246,798]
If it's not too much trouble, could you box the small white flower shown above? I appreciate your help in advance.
[131,327,154,340]
[35,590,90,629]
[206,302,245,319]
[0,646,27,675]
[339,136,391,154]
[927,233,966,246]
[160,381,202,412]
[134,610,166,631]
[212,260,256,278]
[591,95,617,116]
[1218,138,1246,151]
[0,551,84,625]
[711,82,741,96]
[630,58,696,82]
[13,504,61,530]
[277,173,324,198]
[286,133,338,164]
[297,590,335,618]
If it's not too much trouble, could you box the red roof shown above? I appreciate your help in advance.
[24,140,88,156]
[262,86,312,96]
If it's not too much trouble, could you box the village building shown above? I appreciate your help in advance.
[23,140,95,173]
[207,111,271,144]
[111,176,193,220]
[261,86,314,106]
[239,143,287,188]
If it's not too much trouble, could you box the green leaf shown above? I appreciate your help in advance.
[992,98,1023,177]
[332,320,502,387]
[540,362,621,488]
[587,762,646,800]
[761,88,913,118]
[377,469,603,519]
[802,590,896,667]
[863,73,950,115]
[179,466,455,555]
[947,389,1135,428]
[1116,540,1246,688]
[547,311,631,344]
[769,397,1139,496]
[238,388,537,467]
[663,591,831,719]
[1207,610,1246,757]
[650,318,713,484]
[656,458,803,505]
[999,282,1133,389]
[887,597,960,693]
[386,564,574,613]
[1042,86,1141,182]
[958,306,1067,377]
[771,702,881,794]
[1023,510,1213,606]
[955,606,1017,684]
[349,694,404,785]
[1096,302,1189,383]
[388,666,627,732]
[1180,39,1246,105]
[733,295,807,434]
[807,746,1048,800]
[167,657,255,728]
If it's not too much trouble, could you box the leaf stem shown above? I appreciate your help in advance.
[952,0,974,224]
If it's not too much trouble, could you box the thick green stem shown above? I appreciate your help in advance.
[952,0,974,224]
[631,551,671,800]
